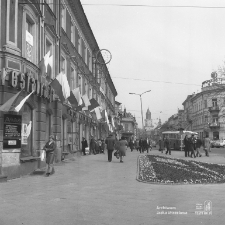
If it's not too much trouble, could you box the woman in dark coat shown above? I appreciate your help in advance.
[43,135,56,176]
[81,137,88,156]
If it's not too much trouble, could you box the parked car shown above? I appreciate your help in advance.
[218,140,225,148]
[211,140,225,148]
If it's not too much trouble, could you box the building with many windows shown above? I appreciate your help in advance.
[0,0,117,179]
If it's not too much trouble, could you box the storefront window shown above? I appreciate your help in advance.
[21,103,33,157]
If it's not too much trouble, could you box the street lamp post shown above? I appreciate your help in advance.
[129,90,151,129]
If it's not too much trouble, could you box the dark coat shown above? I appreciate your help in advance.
[105,136,115,150]
[139,139,144,147]
[164,138,170,149]
[196,139,202,148]
[43,141,56,164]
[81,140,88,150]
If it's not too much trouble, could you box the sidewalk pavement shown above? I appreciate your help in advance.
[0,148,225,225]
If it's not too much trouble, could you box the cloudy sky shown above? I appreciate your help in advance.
[81,0,225,128]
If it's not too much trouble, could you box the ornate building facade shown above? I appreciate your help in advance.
[0,0,117,179]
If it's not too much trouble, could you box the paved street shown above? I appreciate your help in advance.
[0,148,225,225]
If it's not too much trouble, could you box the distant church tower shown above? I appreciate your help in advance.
[145,108,154,130]
[158,118,162,126]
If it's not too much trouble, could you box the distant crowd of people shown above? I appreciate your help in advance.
[158,134,211,157]
[81,135,156,163]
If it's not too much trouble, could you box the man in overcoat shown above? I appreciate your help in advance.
[105,134,116,162]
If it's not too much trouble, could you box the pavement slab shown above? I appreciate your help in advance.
[0,148,225,225]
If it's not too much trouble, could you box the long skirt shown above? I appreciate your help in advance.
[119,148,126,157]
[46,152,54,164]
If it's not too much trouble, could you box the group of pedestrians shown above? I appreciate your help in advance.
[158,137,171,155]
[128,138,152,153]
[183,134,210,158]
[81,136,106,156]
[105,134,128,163]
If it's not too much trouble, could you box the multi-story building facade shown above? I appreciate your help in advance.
[182,73,225,140]
[120,109,137,141]
[0,0,117,179]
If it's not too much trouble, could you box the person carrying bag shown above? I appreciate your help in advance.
[43,135,56,177]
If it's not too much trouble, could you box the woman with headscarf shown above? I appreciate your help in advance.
[43,135,56,177]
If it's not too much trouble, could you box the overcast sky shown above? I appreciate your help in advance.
[81,0,225,128]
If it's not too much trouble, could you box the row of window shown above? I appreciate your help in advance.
[5,1,115,108]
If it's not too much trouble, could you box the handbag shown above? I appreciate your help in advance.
[114,150,120,159]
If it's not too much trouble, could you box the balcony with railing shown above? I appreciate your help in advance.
[209,122,220,128]
[208,106,220,114]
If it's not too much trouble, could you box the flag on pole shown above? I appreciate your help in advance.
[38,51,51,80]
[50,72,70,102]
[0,90,22,112]
[68,88,81,107]
[15,91,34,112]
[81,94,91,111]
[46,55,53,81]
[88,98,100,111]
[94,107,102,120]
[105,110,109,125]
[111,116,115,128]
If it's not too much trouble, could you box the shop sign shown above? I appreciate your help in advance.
[6,70,54,101]
[3,114,22,149]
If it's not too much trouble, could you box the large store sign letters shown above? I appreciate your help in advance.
[8,71,54,101]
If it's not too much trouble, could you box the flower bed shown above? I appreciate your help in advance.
[137,155,225,184]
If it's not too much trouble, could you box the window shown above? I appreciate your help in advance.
[71,67,75,90]
[7,0,18,46]
[71,23,75,46]
[78,34,81,55]
[78,75,82,94]
[212,116,218,123]
[21,104,33,158]
[204,100,207,108]
[61,5,66,31]
[45,37,54,79]
[212,99,217,107]
[61,56,66,74]
[45,0,53,11]
[125,124,128,131]
[22,8,38,64]
[85,82,88,96]
[46,112,52,142]
[25,17,34,62]
[89,86,92,99]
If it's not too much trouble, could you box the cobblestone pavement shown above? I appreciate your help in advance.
[0,148,225,225]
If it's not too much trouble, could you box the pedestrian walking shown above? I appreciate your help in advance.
[118,136,128,163]
[81,137,88,156]
[196,135,202,157]
[135,139,140,151]
[139,138,144,153]
[90,135,96,155]
[158,138,163,152]
[129,139,135,152]
[183,135,189,157]
[189,134,196,158]
[164,137,171,155]
[143,139,148,153]
[43,135,56,177]
[204,135,210,157]
[101,139,105,154]
[105,134,116,162]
